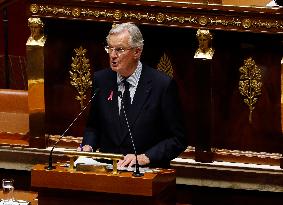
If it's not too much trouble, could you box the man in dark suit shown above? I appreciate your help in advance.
[80,22,187,168]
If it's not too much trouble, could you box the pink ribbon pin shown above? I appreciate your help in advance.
[107,90,113,101]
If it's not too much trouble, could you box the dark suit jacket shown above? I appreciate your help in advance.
[83,64,187,167]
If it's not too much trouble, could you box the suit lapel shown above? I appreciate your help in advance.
[104,71,122,145]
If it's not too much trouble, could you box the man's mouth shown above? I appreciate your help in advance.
[111,61,118,67]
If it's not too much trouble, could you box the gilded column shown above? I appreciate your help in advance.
[26,17,46,148]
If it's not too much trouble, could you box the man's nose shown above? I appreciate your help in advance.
[109,51,118,58]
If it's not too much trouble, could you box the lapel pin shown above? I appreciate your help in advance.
[107,90,113,101]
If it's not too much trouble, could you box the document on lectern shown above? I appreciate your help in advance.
[74,156,159,173]
[74,156,109,167]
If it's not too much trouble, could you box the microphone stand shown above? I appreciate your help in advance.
[46,88,100,170]
[119,92,144,177]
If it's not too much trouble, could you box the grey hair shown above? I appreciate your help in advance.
[106,22,144,49]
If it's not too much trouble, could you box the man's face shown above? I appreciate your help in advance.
[107,30,141,77]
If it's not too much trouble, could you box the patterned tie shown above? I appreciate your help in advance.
[122,79,131,114]
[120,79,131,135]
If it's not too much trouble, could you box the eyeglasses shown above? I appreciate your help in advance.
[104,46,133,56]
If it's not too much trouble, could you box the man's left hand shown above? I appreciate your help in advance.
[117,154,150,168]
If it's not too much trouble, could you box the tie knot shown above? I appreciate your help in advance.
[122,79,130,90]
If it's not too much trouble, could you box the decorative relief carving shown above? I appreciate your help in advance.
[72,8,81,17]
[242,19,252,29]
[239,58,262,124]
[30,4,39,14]
[157,53,174,78]
[198,16,208,26]
[156,13,165,23]
[69,46,92,109]
[113,10,123,20]
[29,4,283,33]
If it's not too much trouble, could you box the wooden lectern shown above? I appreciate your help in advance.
[31,164,176,205]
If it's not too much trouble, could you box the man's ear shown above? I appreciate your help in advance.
[134,47,142,59]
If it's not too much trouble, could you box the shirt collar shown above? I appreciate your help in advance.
[117,61,142,87]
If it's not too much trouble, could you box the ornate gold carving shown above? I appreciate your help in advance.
[156,13,165,23]
[26,18,46,47]
[72,8,81,17]
[28,4,283,33]
[157,53,174,78]
[30,4,39,14]
[69,46,92,109]
[242,19,252,29]
[239,58,262,124]
[113,10,123,20]
[198,16,208,26]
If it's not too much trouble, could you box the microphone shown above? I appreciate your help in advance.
[46,88,100,170]
[118,91,144,177]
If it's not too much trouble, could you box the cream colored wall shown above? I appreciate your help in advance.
[222,0,270,6]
